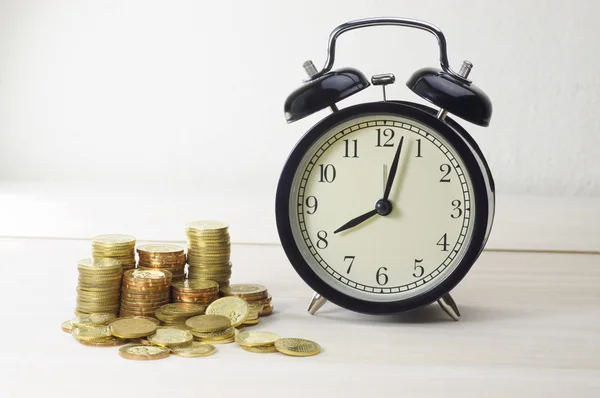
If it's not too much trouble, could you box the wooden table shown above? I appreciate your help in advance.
[1,237,599,397]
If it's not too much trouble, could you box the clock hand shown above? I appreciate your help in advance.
[333,209,378,234]
[382,136,405,201]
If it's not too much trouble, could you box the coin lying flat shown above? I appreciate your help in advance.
[109,318,158,339]
[170,342,216,358]
[274,338,321,357]
[117,316,160,326]
[118,344,170,361]
[71,313,116,327]
[235,331,280,347]
[79,336,126,347]
[61,320,73,333]
[241,345,278,353]
[206,297,249,327]
[72,325,112,342]
[147,328,193,347]
[186,315,231,333]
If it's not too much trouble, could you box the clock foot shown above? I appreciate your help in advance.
[307,293,328,315]
[437,293,461,321]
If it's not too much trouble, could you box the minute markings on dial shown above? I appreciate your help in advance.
[296,119,472,294]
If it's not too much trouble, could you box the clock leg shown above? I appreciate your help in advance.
[307,293,328,315]
[437,292,461,321]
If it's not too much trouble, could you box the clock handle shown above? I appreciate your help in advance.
[309,17,468,84]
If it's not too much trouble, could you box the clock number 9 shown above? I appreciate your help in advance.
[376,267,388,285]
[305,196,318,214]
[316,230,328,249]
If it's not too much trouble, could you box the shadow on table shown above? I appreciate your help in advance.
[314,303,530,325]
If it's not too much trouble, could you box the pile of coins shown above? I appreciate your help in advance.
[120,269,172,318]
[75,258,122,315]
[155,303,206,326]
[137,244,186,282]
[69,313,126,347]
[171,279,220,305]
[221,284,273,317]
[92,234,136,271]
[186,221,232,286]
[186,314,236,344]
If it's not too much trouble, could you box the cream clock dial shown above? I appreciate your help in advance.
[290,114,475,302]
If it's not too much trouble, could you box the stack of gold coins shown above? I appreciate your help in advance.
[75,258,122,315]
[186,314,236,344]
[220,284,273,317]
[155,303,206,326]
[185,221,231,286]
[171,279,220,305]
[92,234,136,271]
[137,244,186,282]
[120,269,172,318]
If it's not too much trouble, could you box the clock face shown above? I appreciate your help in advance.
[287,113,476,303]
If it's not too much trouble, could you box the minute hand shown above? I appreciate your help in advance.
[382,136,404,200]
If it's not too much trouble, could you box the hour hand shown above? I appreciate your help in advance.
[333,209,378,234]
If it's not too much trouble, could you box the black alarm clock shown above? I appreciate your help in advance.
[276,17,494,320]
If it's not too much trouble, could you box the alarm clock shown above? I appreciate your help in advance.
[276,17,494,320]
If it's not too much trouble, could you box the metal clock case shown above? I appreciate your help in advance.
[276,17,495,320]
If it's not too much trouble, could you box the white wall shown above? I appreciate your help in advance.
[1,0,599,198]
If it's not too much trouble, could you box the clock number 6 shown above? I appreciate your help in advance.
[376,267,388,285]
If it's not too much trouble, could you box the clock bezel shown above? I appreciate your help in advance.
[276,101,490,314]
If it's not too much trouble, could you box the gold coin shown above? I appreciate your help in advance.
[137,243,184,253]
[71,313,116,327]
[77,257,121,270]
[79,336,126,347]
[158,303,206,316]
[126,269,171,280]
[195,334,235,344]
[235,331,280,347]
[243,319,260,325]
[274,338,321,357]
[72,325,112,341]
[172,280,219,291]
[186,220,229,231]
[118,344,170,361]
[147,328,193,347]
[61,320,72,333]
[186,314,231,332]
[206,297,249,327]
[241,345,278,353]
[220,284,267,297]
[191,326,235,340]
[117,316,160,325]
[92,234,136,245]
[109,318,158,338]
[170,342,216,357]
